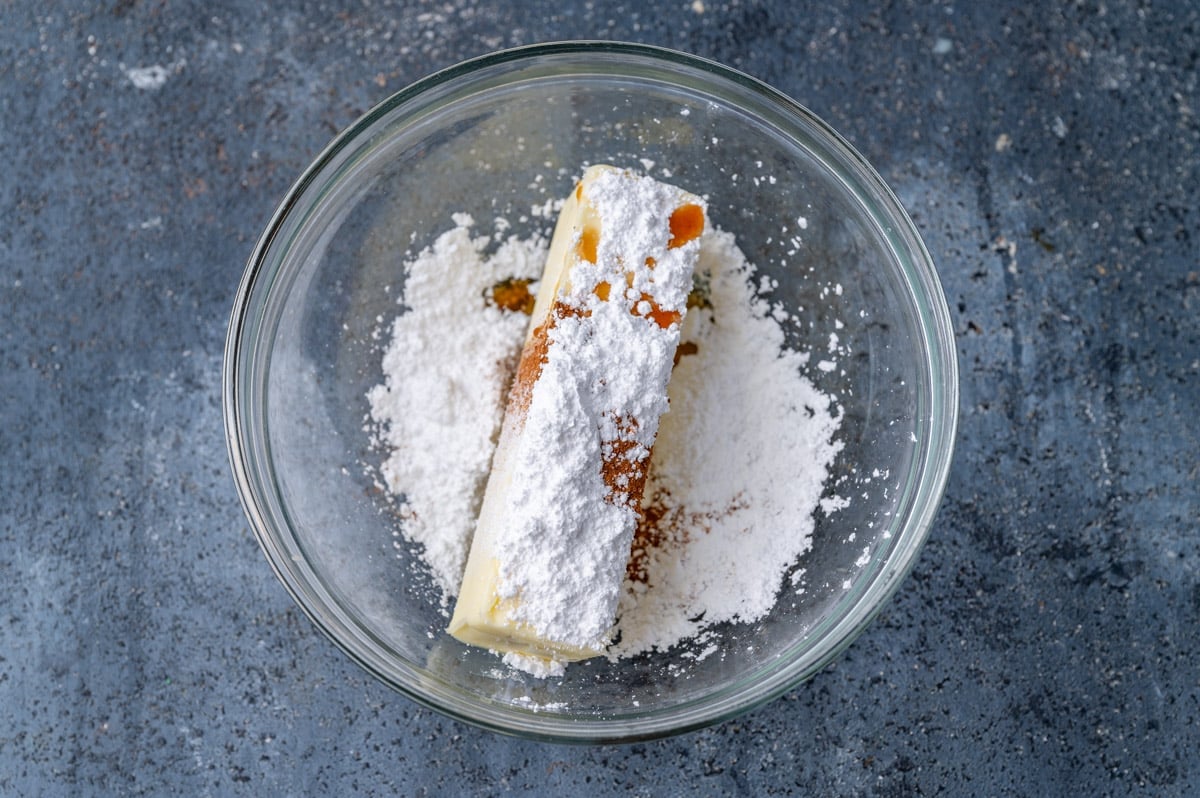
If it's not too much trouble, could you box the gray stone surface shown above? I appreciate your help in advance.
[2,1,1197,794]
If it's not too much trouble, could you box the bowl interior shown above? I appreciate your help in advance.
[227,45,955,741]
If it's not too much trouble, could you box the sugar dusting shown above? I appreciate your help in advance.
[368,204,843,674]
[366,219,544,601]
[612,229,842,655]
[502,651,565,679]
[485,169,703,653]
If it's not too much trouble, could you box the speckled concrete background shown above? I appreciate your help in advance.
[2,1,1197,794]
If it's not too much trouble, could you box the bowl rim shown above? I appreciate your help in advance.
[223,39,959,744]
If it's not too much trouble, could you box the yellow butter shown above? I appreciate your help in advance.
[447,165,705,666]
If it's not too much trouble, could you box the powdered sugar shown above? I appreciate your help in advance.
[611,230,842,655]
[486,168,702,652]
[368,205,843,673]
[366,219,543,600]
[501,651,565,679]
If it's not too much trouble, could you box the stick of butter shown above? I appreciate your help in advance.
[447,165,706,668]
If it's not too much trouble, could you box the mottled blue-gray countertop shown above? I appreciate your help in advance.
[3,1,1198,794]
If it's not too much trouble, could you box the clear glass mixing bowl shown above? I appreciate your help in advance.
[223,42,958,742]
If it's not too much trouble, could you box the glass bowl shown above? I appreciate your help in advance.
[223,42,957,743]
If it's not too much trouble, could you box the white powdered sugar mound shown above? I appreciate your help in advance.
[490,169,701,650]
[366,217,543,599]
[610,229,843,656]
[368,213,842,668]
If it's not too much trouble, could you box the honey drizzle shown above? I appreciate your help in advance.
[577,224,599,264]
[488,278,536,314]
[673,340,699,366]
[667,203,705,249]
[632,292,682,329]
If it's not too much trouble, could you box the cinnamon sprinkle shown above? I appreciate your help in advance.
[507,301,593,418]
[600,414,650,511]
[626,491,751,584]
[509,319,551,418]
